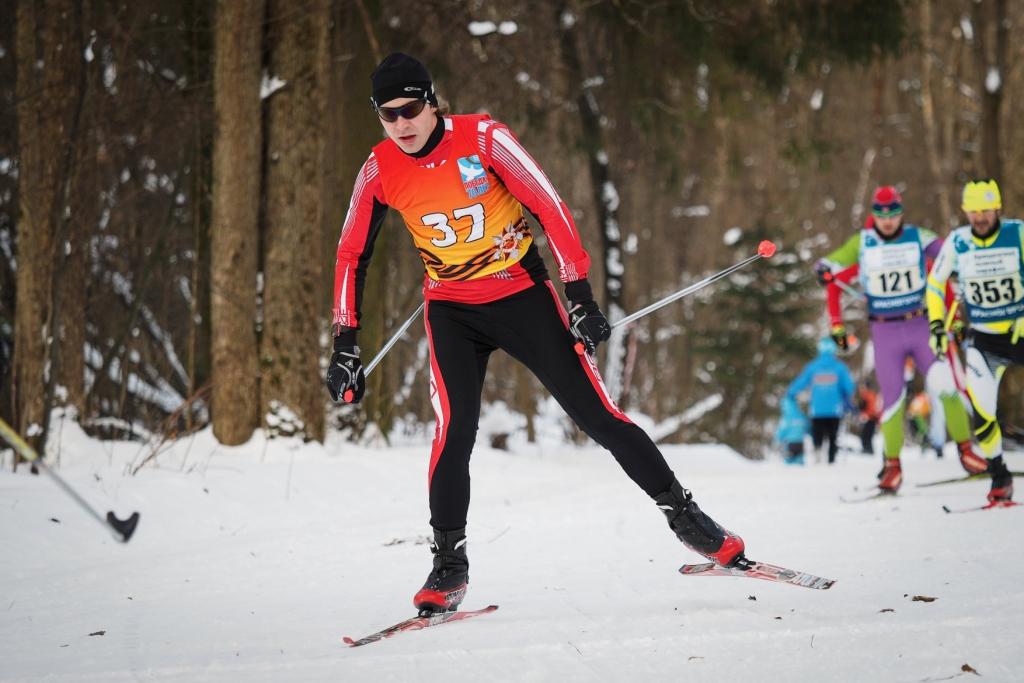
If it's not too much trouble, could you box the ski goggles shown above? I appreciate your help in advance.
[871,201,903,218]
[373,98,428,123]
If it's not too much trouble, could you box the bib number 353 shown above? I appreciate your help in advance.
[965,276,1021,307]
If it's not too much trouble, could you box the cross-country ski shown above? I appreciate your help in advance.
[840,489,898,503]
[942,501,1022,514]
[917,471,1024,488]
[342,605,499,647]
[679,559,835,590]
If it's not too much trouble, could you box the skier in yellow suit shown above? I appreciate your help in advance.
[926,179,1024,502]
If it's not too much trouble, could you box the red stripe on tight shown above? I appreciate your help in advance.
[423,300,452,487]
[542,281,631,423]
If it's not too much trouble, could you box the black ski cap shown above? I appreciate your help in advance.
[370,53,437,107]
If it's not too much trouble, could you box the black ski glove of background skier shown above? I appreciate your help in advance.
[327,332,366,403]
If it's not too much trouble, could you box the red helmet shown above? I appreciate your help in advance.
[871,186,903,217]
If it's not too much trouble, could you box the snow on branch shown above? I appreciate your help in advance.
[109,272,190,389]
[85,343,186,414]
[649,394,724,442]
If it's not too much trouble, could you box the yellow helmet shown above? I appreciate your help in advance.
[962,179,1002,212]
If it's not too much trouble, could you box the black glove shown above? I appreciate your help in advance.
[814,261,833,286]
[565,279,610,355]
[326,332,366,403]
[830,323,849,351]
[928,319,948,357]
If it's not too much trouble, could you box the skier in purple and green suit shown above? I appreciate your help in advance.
[814,186,983,493]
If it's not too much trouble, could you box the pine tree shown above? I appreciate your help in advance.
[693,228,819,455]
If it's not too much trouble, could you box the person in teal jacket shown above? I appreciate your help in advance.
[775,396,811,465]
[786,337,855,464]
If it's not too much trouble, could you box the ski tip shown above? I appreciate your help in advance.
[942,505,953,514]
[342,636,356,646]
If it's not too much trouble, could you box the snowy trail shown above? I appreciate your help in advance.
[1,423,1022,682]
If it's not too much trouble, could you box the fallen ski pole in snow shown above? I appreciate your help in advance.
[0,416,140,542]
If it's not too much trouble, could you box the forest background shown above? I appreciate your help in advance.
[1,0,1021,459]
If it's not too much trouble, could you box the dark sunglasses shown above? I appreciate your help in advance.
[871,202,903,217]
[374,98,427,123]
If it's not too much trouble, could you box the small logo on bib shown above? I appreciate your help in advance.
[457,155,490,198]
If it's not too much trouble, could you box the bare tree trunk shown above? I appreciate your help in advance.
[59,127,93,417]
[919,0,954,231]
[210,0,264,445]
[260,0,330,442]
[972,0,1007,179]
[13,0,83,456]
[58,0,102,418]
[985,0,1023,433]
[186,0,214,433]
[557,1,629,402]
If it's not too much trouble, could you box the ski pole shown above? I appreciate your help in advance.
[0,416,140,542]
[342,301,425,403]
[821,270,865,301]
[365,302,425,377]
[572,241,776,355]
[609,240,777,332]
[943,300,969,399]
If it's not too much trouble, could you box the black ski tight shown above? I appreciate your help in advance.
[423,281,675,530]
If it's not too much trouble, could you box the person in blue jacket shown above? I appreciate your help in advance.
[786,337,856,464]
[775,396,811,465]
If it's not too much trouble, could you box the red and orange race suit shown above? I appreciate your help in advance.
[332,114,591,331]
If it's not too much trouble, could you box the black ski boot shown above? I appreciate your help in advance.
[654,480,745,567]
[987,455,1014,502]
[413,527,469,615]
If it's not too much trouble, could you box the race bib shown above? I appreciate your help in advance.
[960,248,1023,309]
[863,242,924,297]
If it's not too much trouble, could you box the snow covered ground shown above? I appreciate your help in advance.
[2,416,1022,682]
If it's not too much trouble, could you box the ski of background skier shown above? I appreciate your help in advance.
[941,501,1021,514]
[917,471,1024,488]
[679,558,835,590]
[839,488,898,503]
[342,605,498,647]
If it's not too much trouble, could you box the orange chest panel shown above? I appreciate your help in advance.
[374,117,531,281]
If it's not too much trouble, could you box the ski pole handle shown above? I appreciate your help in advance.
[611,240,777,330]
[0,414,39,465]
[821,270,865,301]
